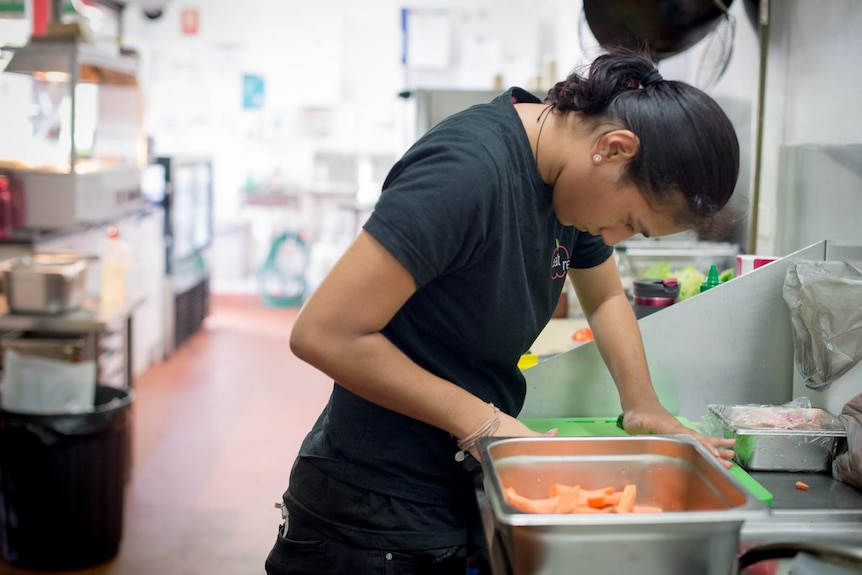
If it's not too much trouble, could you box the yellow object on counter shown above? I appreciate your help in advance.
[518,353,539,370]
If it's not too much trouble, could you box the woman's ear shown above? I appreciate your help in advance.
[595,130,640,163]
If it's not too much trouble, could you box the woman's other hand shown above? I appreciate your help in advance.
[621,406,736,468]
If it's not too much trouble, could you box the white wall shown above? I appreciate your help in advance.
[121,0,566,294]
[757,0,862,254]
[6,1,859,285]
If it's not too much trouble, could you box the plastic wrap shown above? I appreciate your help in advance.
[832,392,862,489]
[782,261,862,390]
[703,399,846,472]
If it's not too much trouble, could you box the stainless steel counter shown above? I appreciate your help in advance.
[741,471,862,546]
[0,295,143,334]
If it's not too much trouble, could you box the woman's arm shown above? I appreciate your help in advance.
[568,258,735,465]
[290,230,537,445]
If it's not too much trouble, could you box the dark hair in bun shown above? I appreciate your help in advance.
[546,47,740,229]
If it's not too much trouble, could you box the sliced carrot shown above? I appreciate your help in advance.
[504,487,559,513]
[632,505,664,513]
[616,484,637,513]
[604,491,623,506]
[578,486,614,506]
[579,486,615,499]
[795,481,809,491]
[552,484,581,513]
[504,483,661,515]
[571,505,613,513]
[550,483,575,497]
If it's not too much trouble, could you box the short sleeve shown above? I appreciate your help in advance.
[364,133,499,287]
[569,232,613,269]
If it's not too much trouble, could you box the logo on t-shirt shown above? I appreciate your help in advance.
[550,239,570,279]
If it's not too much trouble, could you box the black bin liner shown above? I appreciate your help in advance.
[0,385,132,570]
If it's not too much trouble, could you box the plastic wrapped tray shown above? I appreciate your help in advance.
[706,405,846,472]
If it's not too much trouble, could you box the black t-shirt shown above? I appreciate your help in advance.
[288,88,612,548]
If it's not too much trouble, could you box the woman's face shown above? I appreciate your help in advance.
[551,169,688,246]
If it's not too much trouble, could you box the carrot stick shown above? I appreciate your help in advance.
[604,491,623,506]
[550,483,575,497]
[632,505,664,513]
[571,505,613,513]
[616,484,637,513]
[552,484,581,513]
[505,483,661,515]
[579,486,615,499]
[504,487,559,513]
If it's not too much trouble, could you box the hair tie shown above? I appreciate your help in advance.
[642,69,663,88]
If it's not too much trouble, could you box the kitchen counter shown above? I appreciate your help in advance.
[528,317,590,358]
[0,295,144,334]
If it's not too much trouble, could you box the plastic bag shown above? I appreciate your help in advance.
[833,392,862,489]
[0,349,96,414]
[783,261,862,390]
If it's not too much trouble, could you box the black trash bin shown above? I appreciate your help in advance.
[0,385,132,571]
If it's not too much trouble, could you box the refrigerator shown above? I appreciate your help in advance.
[141,155,213,353]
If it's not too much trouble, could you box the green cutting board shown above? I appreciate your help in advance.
[519,417,774,505]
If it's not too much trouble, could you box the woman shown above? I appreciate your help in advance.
[266,48,739,575]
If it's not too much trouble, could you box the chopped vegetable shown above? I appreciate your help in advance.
[643,262,736,299]
[615,484,637,513]
[504,488,559,513]
[644,261,672,280]
[504,483,662,515]
[674,266,707,300]
[571,327,594,343]
[552,484,581,513]
[795,481,810,491]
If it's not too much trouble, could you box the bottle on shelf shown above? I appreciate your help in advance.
[99,225,132,310]
[700,264,721,293]
[0,174,12,239]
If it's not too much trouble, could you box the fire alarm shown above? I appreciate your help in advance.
[181,8,199,35]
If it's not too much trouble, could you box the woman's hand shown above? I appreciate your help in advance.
[464,412,558,460]
[622,405,736,468]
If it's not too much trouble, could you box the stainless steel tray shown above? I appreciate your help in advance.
[478,435,768,575]
[706,405,846,472]
[2,253,89,315]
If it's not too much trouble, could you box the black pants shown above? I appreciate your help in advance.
[264,516,488,575]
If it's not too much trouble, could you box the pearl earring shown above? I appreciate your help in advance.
[592,153,602,164]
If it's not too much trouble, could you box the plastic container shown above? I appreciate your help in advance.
[632,278,680,319]
[99,225,132,310]
[0,385,132,570]
[3,254,89,315]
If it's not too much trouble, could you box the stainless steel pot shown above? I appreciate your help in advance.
[583,0,736,60]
